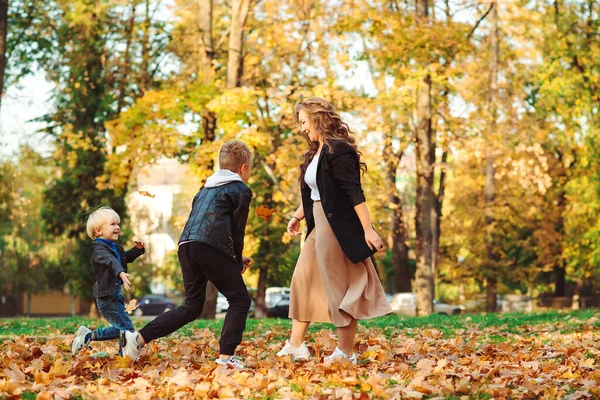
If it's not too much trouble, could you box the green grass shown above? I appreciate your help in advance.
[1,309,598,339]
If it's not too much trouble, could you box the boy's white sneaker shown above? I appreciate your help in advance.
[215,355,245,369]
[72,326,92,355]
[324,347,357,365]
[276,340,310,360]
[120,330,144,360]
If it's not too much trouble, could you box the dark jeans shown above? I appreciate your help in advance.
[94,291,135,355]
[139,242,251,355]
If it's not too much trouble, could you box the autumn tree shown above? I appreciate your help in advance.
[28,0,169,310]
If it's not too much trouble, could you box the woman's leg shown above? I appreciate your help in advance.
[336,318,357,356]
[290,319,310,347]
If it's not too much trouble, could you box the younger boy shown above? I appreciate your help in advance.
[121,139,254,368]
[71,206,145,355]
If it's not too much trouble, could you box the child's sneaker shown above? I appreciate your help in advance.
[120,330,144,360]
[215,355,245,369]
[276,340,310,360]
[72,326,92,355]
[324,347,357,365]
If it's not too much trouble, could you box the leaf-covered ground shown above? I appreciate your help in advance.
[1,311,600,399]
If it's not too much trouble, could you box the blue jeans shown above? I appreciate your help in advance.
[94,291,135,354]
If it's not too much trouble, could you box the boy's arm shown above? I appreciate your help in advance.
[232,187,253,268]
[93,247,125,278]
[124,246,145,263]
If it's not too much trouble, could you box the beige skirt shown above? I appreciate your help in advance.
[289,201,392,327]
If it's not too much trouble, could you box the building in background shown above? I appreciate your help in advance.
[127,158,198,295]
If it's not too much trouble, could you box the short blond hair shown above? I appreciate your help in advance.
[86,206,121,240]
[219,139,253,172]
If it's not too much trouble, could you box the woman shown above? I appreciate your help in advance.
[276,97,392,364]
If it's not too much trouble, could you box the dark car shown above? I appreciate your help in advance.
[134,295,177,316]
[266,295,290,318]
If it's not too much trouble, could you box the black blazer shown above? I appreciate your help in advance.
[301,140,376,264]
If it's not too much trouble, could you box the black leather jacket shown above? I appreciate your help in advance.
[179,181,252,268]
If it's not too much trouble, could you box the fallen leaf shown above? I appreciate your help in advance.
[4,363,26,382]
[416,358,436,373]
[404,390,425,399]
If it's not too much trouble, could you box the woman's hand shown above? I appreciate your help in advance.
[287,217,302,237]
[365,228,384,252]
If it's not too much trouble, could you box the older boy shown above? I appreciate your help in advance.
[72,206,145,355]
[122,140,254,368]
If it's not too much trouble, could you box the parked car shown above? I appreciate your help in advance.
[134,295,177,316]
[390,292,461,316]
[216,292,229,313]
[216,292,255,315]
[265,287,290,309]
[266,294,290,318]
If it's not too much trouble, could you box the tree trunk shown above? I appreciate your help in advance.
[485,1,499,313]
[554,264,566,297]
[140,0,151,92]
[431,149,447,297]
[199,0,214,75]
[116,0,138,114]
[0,0,8,112]
[254,183,274,318]
[198,0,216,145]
[227,0,251,88]
[385,142,411,292]
[554,179,567,296]
[196,0,220,320]
[26,291,31,316]
[414,0,434,316]
[89,301,100,319]
[254,260,268,318]
[199,283,219,319]
[69,284,76,316]
[486,276,498,312]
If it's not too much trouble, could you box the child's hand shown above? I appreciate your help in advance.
[241,257,252,274]
[134,240,145,249]
[120,272,133,291]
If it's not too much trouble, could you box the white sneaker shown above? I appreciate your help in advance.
[276,340,310,360]
[324,347,357,365]
[215,355,245,369]
[120,330,144,360]
[72,326,92,355]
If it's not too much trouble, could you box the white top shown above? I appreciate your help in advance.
[304,152,321,201]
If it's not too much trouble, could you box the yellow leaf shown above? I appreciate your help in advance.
[125,299,138,313]
[138,190,156,198]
